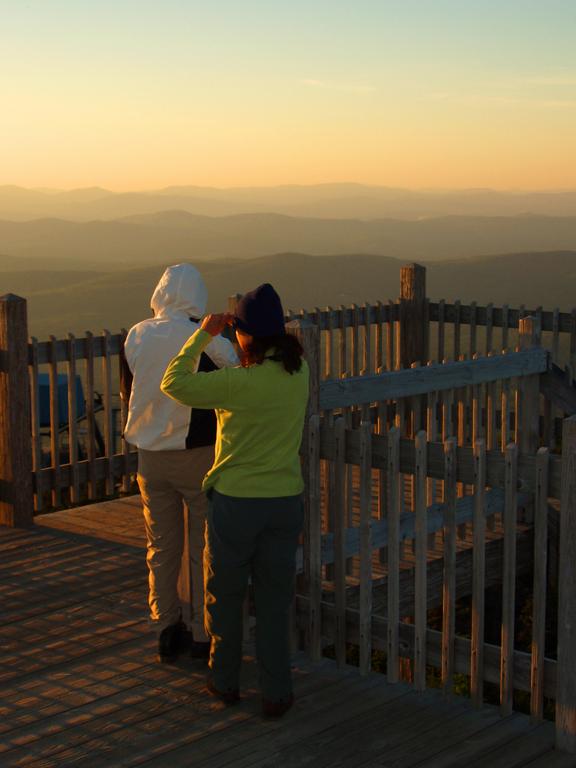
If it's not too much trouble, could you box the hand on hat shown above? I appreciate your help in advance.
[201,312,234,337]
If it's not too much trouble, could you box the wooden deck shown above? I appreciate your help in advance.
[0,500,573,767]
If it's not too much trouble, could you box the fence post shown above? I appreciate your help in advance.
[517,315,542,525]
[0,294,34,527]
[227,293,242,315]
[517,316,542,455]
[287,318,321,650]
[396,264,427,369]
[287,318,320,416]
[556,414,576,753]
[308,414,322,661]
[226,293,242,349]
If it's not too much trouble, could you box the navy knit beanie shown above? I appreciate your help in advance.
[234,283,286,337]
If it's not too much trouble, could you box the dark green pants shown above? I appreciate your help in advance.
[204,490,304,700]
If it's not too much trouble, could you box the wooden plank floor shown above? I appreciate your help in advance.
[35,496,147,548]
[0,507,571,767]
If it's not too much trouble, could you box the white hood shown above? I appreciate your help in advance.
[123,263,239,451]
[150,263,208,321]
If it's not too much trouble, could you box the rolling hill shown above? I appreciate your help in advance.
[3,250,575,339]
[2,184,576,221]
[1,211,576,268]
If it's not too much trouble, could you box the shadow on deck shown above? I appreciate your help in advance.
[0,501,572,768]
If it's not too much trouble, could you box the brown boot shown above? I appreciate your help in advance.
[262,693,294,719]
[157,620,187,663]
[206,677,240,706]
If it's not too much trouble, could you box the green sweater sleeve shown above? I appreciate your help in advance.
[161,328,233,408]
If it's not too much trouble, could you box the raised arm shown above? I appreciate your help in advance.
[161,321,234,409]
[205,331,239,369]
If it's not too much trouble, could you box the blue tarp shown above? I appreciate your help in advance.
[38,373,86,429]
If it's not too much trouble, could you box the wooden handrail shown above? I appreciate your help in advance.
[319,348,549,409]
[295,486,532,571]
[31,332,125,364]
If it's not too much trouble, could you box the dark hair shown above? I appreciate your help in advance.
[241,334,303,374]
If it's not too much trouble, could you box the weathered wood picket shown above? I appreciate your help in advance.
[296,410,576,752]
[28,329,135,512]
[284,289,576,753]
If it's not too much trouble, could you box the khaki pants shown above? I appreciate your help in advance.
[138,446,213,640]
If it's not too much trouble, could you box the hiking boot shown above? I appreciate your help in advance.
[205,677,240,706]
[157,620,187,663]
[190,639,211,660]
[262,693,294,719]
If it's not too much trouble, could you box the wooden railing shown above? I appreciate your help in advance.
[295,414,576,752]
[29,330,134,513]
[289,298,576,377]
[319,348,548,408]
[286,309,575,752]
[2,263,576,520]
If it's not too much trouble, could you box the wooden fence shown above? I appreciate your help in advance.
[285,305,576,752]
[287,298,576,380]
[297,318,576,750]
[2,263,576,522]
[27,329,134,513]
[295,414,576,751]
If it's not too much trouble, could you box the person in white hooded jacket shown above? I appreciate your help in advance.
[121,263,238,662]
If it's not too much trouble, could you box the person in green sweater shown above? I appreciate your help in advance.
[161,283,309,718]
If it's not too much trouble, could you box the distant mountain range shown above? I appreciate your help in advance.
[2,183,576,221]
[3,250,575,338]
[1,210,576,267]
[1,183,574,337]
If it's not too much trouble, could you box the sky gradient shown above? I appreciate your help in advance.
[2,0,576,190]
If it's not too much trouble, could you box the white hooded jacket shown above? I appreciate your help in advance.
[123,263,239,451]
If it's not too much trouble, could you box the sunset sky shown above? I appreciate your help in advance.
[2,0,576,191]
